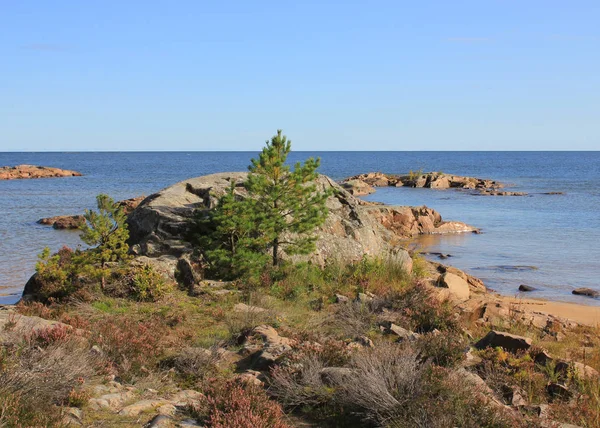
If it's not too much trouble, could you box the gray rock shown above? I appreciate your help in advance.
[320,367,354,386]
[145,415,173,428]
[335,294,349,304]
[475,331,532,353]
[126,173,477,275]
[572,288,599,298]
[547,383,572,399]
[380,322,419,342]
[518,284,537,292]
[233,303,266,314]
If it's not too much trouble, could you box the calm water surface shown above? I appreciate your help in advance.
[1,151,598,305]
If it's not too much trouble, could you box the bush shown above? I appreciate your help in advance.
[389,282,459,333]
[0,393,64,427]
[415,330,468,368]
[130,264,173,301]
[191,378,291,428]
[28,324,76,348]
[170,346,219,383]
[90,315,168,376]
[34,246,79,301]
[0,335,98,426]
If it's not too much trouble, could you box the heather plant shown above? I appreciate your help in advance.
[89,315,168,377]
[190,378,291,428]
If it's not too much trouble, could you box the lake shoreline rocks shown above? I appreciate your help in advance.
[125,172,478,274]
[37,196,145,229]
[0,164,82,180]
[341,171,531,196]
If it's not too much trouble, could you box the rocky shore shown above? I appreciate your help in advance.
[341,171,530,196]
[37,196,145,229]
[5,171,599,427]
[125,172,477,279]
[0,165,82,180]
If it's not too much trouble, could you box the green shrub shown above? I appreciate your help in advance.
[130,264,173,301]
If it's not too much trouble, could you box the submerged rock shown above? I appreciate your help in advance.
[0,164,82,180]
[518,284,537,292]
[37,215,85,229]
[572,288,599,298]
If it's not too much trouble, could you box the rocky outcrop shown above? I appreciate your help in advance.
[436,272,471,302]
[344,171,503,190]
[0,165,82,180]
[475,331,532,352]
[341,179,376,196]
[341,172,530,196]
[37,215,85,229]
[37,196,145,229]
[126,173,477,282]
[116,196,146,215]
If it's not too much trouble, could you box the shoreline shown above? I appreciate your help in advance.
[495,294,600,327]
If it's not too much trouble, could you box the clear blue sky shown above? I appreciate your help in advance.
[1,1,599,151]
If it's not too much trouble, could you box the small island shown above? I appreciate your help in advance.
[0,165,82,180]
[342,171,529,196]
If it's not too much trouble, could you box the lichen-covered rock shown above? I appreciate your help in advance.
[126,173,476,275]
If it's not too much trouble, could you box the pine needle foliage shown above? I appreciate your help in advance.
[197,130,330,278]
[246,129,330,266]
[80,194,130,267]
[198,183,270,279]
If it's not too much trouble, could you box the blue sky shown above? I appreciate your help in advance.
[1,1,599,151]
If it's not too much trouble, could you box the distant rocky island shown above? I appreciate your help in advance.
[0,164,82,180]
[342,171,529,196]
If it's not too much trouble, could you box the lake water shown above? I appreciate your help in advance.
[1,151,599,305]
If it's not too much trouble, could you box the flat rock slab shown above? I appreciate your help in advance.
[0,165,82,180]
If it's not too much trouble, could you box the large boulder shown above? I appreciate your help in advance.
[126,173,476,279]
[436,272,471,301]
[475,331,532,353]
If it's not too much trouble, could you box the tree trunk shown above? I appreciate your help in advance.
[272,237,279,266]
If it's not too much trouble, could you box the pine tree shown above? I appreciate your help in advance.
[246,129,330,266]
[198,183,269,278]
[80,194,130,268]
